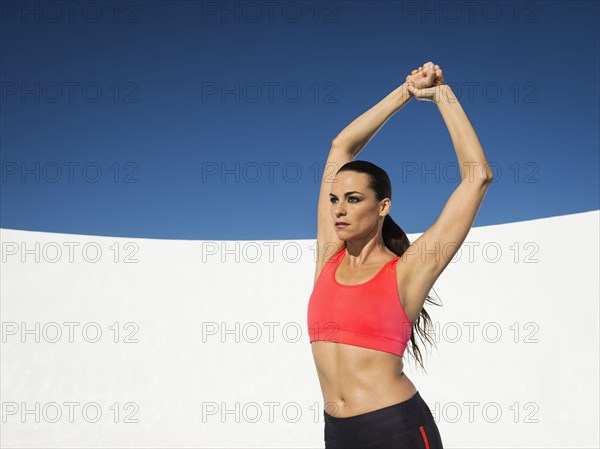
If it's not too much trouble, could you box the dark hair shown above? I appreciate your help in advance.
[337,159,442,373]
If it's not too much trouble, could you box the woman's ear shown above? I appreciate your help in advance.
[379,198,391,217]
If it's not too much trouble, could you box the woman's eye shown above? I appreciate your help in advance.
[331,197,359,203]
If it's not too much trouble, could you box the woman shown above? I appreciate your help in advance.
[307,62,493,448]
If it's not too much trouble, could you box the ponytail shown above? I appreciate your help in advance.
[383,214,442,374]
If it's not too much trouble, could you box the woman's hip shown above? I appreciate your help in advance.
[323,391,443,449]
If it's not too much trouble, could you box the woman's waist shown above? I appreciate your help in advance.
[321,372,418,418]
[324,388,433,427]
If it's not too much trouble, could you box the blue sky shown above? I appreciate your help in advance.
[1,0,598,240]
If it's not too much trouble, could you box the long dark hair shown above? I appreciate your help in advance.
[337,160,442,373]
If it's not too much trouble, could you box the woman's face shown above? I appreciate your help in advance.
[330,171,388,239]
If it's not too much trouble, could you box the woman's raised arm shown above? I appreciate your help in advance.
[407,68,493,182]
[331,65,436,157]
[435,85,494,182]
[401,68,494,321]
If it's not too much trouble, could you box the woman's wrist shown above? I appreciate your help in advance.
[393,82,414,109]
[400,82,413,101]
[435,84,455,105]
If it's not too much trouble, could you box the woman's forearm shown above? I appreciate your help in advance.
[332,83,413,157]
[435,85,493,182]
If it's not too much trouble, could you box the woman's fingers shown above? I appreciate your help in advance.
[407,79,439,102]
[408,62,440,90]
[434,67,445,85]
[409,65,436,89]
[422,66,436,85]
[407,62,442,100]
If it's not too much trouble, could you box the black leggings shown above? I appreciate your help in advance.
[323,391,444,449]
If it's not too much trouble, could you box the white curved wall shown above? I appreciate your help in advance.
[1,210,598,448]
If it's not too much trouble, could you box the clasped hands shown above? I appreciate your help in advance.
[405,61,446,103]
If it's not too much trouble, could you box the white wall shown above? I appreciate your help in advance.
[1,210,598,448]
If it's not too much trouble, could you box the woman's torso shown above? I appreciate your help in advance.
[310,341,418,417]
[309,248,419,418]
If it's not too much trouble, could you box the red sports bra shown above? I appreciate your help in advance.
[307,246,413,358]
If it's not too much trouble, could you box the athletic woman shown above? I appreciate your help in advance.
[307,61,493,448]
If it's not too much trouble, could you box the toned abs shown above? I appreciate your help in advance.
[311,341,418,418]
